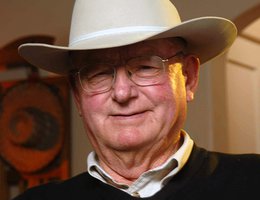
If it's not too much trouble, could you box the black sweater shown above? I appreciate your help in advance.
[13,145,260,200]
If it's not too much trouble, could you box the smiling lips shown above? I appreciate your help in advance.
[111,110,148,120]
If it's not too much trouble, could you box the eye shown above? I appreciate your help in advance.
[88,68,113,79]
[135,64,159,72]
[80,64,112,77]
[128,56,163,77]
[79,65,114,85]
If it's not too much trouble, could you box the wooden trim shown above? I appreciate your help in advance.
[240,33,260,45]
[234,4,260,32]
[228,59,256,70]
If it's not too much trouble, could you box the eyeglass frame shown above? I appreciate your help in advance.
[71,51,185,94]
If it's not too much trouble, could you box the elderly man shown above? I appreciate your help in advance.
[14,0,260,199]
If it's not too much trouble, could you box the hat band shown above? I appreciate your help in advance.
[69,26,169,47]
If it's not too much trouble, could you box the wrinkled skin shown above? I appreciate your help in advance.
[70,38,200,184]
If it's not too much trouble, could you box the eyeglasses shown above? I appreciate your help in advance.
[75,51,184,94]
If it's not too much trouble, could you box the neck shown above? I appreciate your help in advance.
[97,132,183,185]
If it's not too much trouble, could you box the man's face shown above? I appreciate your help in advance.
[71,38,199,154]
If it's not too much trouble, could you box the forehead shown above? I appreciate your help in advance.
[70,38,185,65]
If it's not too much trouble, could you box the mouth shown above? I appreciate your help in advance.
[110,111,148,120]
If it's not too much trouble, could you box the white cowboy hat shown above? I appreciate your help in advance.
[18,0,237,75]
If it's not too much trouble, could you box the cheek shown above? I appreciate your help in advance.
[76,93,108,129]
[154,66,187,120]
[145,81,178,121]
[77,94,108,136]
[78,93,105,113]
[160,85,178,118]
[152,70,185,104]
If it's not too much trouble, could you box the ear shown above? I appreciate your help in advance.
[182,55,200,102]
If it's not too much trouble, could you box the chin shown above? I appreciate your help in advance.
[111,135,153,152]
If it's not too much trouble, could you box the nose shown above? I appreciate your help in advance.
[111,67,138,103]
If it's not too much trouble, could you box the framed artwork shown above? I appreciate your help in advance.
[0,35,71,200]
[0,76,71,199]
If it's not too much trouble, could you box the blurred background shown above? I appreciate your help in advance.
[0,0,259,199]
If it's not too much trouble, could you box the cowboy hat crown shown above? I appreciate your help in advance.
[18,0,237,74]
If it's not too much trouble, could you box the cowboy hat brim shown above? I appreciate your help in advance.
[18,16,237,75]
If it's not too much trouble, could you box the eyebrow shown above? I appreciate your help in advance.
[124,46,160,60]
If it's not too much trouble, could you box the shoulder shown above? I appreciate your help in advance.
[192,144,260,166]
[13,172,129,200]
[205,147,260,169]
[12,172,101,200]
[178,145,260,198]
[190,145,260,181]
